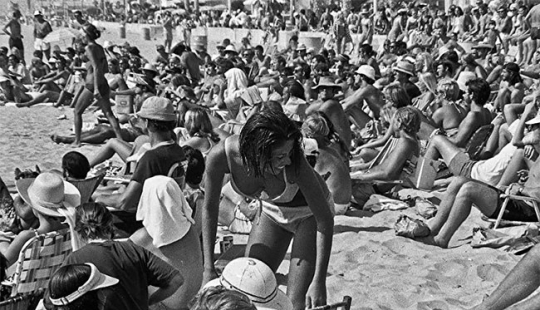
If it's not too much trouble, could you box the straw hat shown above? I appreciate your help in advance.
[356,65,376,81]
[312,76,341,90]
[526,115,540,125]
[16,173,80,218]
[205,258,293,310]
[393,61,415,76]
[136,96,176,122]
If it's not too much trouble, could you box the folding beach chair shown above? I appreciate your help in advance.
[3,229,72,298]
[493,193,540,229]
[308,296,352,310]
[67,172,106,203]
[0,293,39,310]
[464,124,494,160]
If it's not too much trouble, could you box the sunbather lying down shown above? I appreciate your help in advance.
[0,76,60,108]
[51,123,142,145]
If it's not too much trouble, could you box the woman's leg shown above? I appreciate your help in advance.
[288,217,318,310]
[73,88,95,146]
[424,134,462,162]
[245,213,293,271]
[98,95,124,142]
[89,138,133,167]
[15,90,60,107]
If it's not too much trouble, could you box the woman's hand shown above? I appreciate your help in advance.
[305,280,326,309]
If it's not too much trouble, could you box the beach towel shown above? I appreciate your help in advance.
[471,225,539,253]
[136,176,195,248]
[364,194,409,213]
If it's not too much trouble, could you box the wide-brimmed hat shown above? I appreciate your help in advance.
[336,54,350,63]
[356,65,376,81]
[34,10,43,16]
[526,115,540,126]
[142,63,158,74]
[49,263,119,306]
[393,61,415,76]
[312,76,341,90]
[136,96,176,122]
[224,45,237,54]
[205,258,293,310]
[16,172,80,218]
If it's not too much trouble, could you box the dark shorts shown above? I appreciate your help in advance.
[9,37,23,51]
[488,187,538,222]
[448,152,477,178]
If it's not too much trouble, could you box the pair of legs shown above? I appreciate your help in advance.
[427,176,499,248]
[51,124,135,145]
[73,88,123,146]
[14,90,60,107]
[472,243,540,310]
[89,135,151,167]
[246,213,316,310]
[424,134,462,163]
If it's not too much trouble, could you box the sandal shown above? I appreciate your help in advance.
[394,214,431,238]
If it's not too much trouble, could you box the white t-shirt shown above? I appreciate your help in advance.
[470,143,517,185]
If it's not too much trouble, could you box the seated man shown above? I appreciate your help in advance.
[407,101,540,248]
[472,243,540,310]
[425,78,493,153]
[492,62,525,112]
[96,97,185,233]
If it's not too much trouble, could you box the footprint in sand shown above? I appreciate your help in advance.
[476,263,508,282]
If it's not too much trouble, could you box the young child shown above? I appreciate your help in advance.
[484,20,504,54]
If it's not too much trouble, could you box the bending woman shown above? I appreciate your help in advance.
[73,24,122,147]
[202,110,334,310]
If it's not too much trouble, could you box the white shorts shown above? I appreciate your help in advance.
[34,38,50,51]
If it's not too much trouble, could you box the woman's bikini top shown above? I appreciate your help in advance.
[224,137,307,207]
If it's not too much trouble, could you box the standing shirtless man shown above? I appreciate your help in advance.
[33,11,53,61]
[3,10,24,60]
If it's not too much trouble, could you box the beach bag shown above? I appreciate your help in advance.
[532,27,540,40]
[115,94,134,115]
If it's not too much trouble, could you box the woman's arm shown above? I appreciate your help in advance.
[0,230,34,266]
[295,155,334,307]
[201,141,229,283]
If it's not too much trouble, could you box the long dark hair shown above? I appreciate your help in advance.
[239,110,303,178]
[44,264,99,310]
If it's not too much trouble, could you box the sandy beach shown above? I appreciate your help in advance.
[0,24,527,309]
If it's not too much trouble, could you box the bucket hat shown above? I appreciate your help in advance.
[356,65,376,81]
[205,258,293,310]
[393,61,415,76]
[312,76,342,90]
[136,96,176,121]
[16,172,80,217]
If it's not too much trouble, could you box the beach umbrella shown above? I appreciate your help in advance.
[43,28,81,44]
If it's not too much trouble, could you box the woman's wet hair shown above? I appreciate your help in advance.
[394,107,421,135]
[83,24,101,41]
[75,202,114,241]
[184,108,219,142]
[44,264,99,310]
[239,110,303,177]
[62,151,90,180]
[190,286,256,310]
[183,145,205,186]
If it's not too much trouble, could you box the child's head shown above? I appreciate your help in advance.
[394,107,421,135]
[62,151,90,180]
[183,146,205,186]
[190,286,256,310]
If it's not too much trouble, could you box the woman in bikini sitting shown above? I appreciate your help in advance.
[202,110,334,310]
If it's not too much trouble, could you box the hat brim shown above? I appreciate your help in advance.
[88,266,119,291]
[393,67,414,76]
[526,116,540,125]
[17,178,81,217]
[312,83,341,90]
[356,71,375,81]
[136,111,177,122]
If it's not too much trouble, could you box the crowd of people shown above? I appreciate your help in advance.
[2,0,540,309]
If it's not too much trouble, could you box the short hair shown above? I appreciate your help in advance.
[44,264,99,310]
[312,54,327,64]
[239,110,303,178]
[384,84,411,108]
[183,146,205,186]
[466,78,491,106]
[62,151,90,180]
[75,202,115,241]
[82,24,101,41]
[438,79,460,101]
[190,286,257,310]
[286,80,305,100]
[254,45,264,53]
[394,107,421,134]
[147,119,176,132]
[437,60,455,76]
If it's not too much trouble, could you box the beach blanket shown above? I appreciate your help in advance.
[364,194,409,213]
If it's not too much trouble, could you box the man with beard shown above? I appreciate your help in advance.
[307,76,351,152]
[493,62,525,112]
[341,65,384,132]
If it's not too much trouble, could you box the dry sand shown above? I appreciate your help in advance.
[0,24,525,310]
